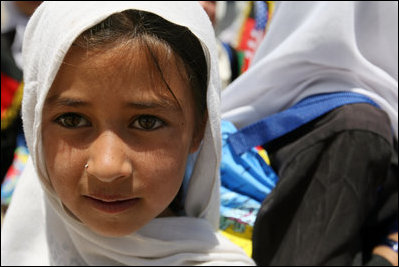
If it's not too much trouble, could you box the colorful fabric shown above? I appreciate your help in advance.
[1,30,24,132]
[1,30,26,199]
[1,73,23,131]
[219,120,278,256]
[220,120,278,202]
[219,185,260,257]
[1,133,28,206]
[235,1,274,74]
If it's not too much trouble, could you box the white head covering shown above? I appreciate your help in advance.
[221,1,398,139]
[1,1,254,265]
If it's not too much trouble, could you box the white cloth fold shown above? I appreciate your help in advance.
[221,1,398,140]
[1,1,254,265]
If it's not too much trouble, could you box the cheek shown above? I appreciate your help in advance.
[132,121,196,208]
[135,145,188,202]
[133,122,194,177]
[42,130,85,201]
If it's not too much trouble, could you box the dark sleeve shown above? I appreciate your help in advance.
[252,103,397,266]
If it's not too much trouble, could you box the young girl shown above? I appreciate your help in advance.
[1,2,254,265]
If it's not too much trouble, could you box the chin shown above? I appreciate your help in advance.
[90,223,141,237]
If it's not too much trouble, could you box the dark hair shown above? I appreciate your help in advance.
[73,10,208,214]
[74,10,208,123]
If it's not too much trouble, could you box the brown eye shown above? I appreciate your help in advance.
[131,115,164,130]
[55,113,90,128]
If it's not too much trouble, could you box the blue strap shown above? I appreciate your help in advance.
[227,92,379,155]
[222,42,234,65]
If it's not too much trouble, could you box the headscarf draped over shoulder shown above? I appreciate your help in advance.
[222,2,398,139]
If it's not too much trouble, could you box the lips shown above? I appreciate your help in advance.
[84,195,139,214]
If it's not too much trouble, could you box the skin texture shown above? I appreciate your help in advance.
[372,232,398,266]
[199,1,216,26]
[41,41,204,237]
[14,1,43,16]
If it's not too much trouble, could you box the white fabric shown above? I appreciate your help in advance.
[1,1,254,265]
[221,1,398,140]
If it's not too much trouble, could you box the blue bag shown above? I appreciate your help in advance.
[220,120,278,204]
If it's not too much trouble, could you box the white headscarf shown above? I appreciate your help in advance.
[1,2,254,265]
[221,1,398,140]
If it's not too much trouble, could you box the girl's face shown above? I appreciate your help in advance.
[42,42,203,237]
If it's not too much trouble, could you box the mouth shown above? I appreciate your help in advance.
[84,195,139,214]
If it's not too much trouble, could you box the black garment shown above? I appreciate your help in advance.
[252,103,397,266]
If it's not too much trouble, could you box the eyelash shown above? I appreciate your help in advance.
[55,112,90,128]
[130,115,165,130]
[54,113,165,130]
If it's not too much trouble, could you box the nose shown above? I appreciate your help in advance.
[86,131,133,183]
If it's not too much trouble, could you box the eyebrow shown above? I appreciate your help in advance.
[125,99,181,111]
[45,95,91,108]
[45,95,180,111]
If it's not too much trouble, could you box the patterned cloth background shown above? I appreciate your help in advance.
[219,120,278,256]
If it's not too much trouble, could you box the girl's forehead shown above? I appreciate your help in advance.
[46,42,190,109]
[66,41,171,73]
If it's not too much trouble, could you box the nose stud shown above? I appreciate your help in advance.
[85,163,89,169]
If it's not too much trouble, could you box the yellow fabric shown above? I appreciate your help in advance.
[220,224,253,257]
[257,147,270,165]
[1,82,23,131]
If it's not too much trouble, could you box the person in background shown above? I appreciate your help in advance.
[222,1,397,266]
[200,1,274,90]
[200,1,238,90]
[200,1,279,257]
